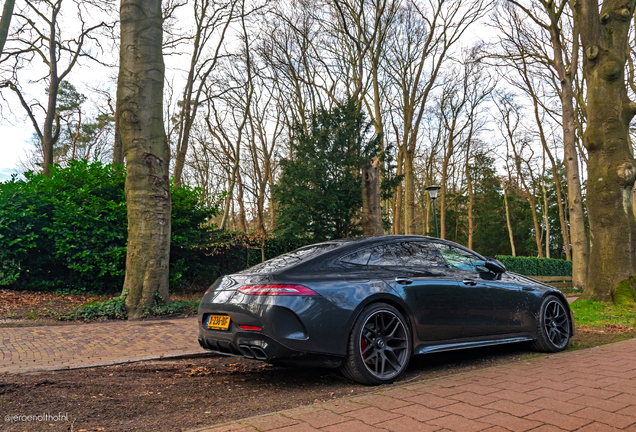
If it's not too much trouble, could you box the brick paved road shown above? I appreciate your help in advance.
[198,338,636,432]
[0,317,204,374]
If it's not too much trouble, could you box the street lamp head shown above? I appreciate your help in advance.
[426,185,441,200]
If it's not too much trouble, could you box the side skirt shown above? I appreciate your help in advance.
[414,336,534,355]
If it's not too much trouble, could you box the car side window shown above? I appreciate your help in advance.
[367,244,399,266]
[341,248,372,266]
[392,242,445,267]
[432,243,485,271]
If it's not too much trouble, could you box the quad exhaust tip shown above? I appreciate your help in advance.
[239,344,268,360]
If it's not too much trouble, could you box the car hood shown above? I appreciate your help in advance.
[507,272,555,289]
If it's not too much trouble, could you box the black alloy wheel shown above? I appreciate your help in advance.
[532,296,571,352]
[341,303,411,385]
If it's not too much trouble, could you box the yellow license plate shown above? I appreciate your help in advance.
[207,314,230,330]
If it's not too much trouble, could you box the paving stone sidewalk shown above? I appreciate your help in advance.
[0,317,206,374]
[199,338,636,432]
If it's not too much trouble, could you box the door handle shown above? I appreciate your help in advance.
[395,277,413,285]
[463,279,477,286]
[522,286,535,291]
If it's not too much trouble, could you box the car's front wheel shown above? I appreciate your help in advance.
[532,295,571,352]
[341,303,411,385]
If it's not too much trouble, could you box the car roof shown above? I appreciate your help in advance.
[291,235,486,271]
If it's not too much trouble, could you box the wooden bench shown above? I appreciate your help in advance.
[529,275,573,290]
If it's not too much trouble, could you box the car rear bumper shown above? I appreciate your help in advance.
[198,289,347,367]
[198,326,343,367]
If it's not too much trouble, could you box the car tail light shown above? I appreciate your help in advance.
[239,325,262,330]
[237,284,320,296]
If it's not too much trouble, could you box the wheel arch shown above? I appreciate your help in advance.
[541,290,575,337]
[345,293,416,354]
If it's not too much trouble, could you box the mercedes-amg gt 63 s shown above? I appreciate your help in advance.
[197,235,573,385]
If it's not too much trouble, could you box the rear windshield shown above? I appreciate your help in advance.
[238,243,339,274]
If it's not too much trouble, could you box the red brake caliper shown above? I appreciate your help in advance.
[361,337,367,358]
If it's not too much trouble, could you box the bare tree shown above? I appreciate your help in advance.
[383,0,489,234]
[172,0,245,187]
[495,0,588,288]
[0,0,110,176]
[436,54,494,239]
[496,93,545,257]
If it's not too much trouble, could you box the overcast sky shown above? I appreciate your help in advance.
[0,2,501,182]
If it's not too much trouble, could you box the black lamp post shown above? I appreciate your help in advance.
[426,185,441,238]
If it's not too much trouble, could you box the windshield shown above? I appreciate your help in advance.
[238,243,339,274]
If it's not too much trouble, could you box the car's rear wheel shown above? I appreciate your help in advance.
[341,303,411,385]
[532,295,570,352]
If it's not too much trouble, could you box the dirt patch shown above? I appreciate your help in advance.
[0,289,198,327]
[569,326,636,349]
[576,323,635,334]
[0,289,101,327]
[1,330,632,432]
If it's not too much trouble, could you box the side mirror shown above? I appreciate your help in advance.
[484,258,506,274]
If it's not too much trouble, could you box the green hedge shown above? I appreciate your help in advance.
[495,255,572,276]
[0,160,220,293]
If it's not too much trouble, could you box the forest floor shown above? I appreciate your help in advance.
[0,289,200,327]
[0,326,634,432]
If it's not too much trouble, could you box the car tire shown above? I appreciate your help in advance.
[531,295,571,352]
[340,303,411,385]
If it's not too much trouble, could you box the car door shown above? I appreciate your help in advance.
[367,242,465,342]
[430,243,511,338]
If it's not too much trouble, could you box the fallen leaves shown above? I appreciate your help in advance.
[577,323,635,334]
[187,366,215,377]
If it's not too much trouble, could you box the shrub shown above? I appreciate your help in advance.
[0,160,220,294]
[59,292,127,321]
[495,255,572,276]
[142,293,199,318]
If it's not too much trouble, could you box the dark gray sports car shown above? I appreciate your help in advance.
[197,235,573,385]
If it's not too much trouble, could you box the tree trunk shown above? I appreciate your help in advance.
[541,171,551,259]
[113,98,124,164]
[404,149,416,234]
[269,170,276,229]
[440,144,453,240]
[393,145,403,235]
[511,152,544,257]
[362,157,383,236]
[520,53,572,261]
[42,79,59,177]
[0,0,15,54]
[561,58,589,290]
[237,172,248,232]
[503,185,516,256]
[119,0,171,319]
[575,0,636,301]
[466,153,474,250]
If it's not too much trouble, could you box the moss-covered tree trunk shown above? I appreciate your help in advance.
[118,0,171,319]
[575,0,636,301]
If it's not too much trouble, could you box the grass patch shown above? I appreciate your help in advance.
[560,287,583,296]
[570,299,636,327]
